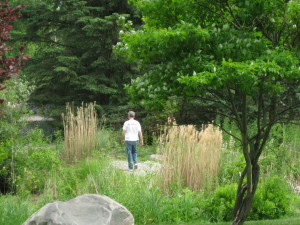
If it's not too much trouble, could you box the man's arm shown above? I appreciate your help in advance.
[138,131,144,146]
[121,130,126,144]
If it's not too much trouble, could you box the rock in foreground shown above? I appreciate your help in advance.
[23,194,134,225]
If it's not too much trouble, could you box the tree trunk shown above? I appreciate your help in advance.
[231,163,260,225]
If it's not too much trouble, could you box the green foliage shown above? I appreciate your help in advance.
[204,184,237,222]
[1,76,34,105]
[180,50,299,95]
[0,125,299,224]
[2,127,60,195]
[117,22,209,63]
[97,128,121,152]
[0,141,11,175]
[260,125,300,179]
[115,20,211,110]
[0,111,26,142]
[118,1,300,222]
[16,147,61,196]
[0,95,60,194]
[120,0,300,108]
[160,189,205,223]
[40,154,207,224]
[219,122,300,187]
[250,176,292,220]
[0,77,34,142]
[0,141,12,193]
[219,154,244,184]
[0,76,37,193]
[0,195,35,225]
[129,0,203,28]
[204,177,293,222]
[7,119,300,225]
[116,0,300,132]
[16,0,139,114]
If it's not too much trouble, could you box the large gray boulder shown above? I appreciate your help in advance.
[23,194,134,225]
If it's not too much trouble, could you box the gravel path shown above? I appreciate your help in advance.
[111,160,162,176]
[19,115,55,122]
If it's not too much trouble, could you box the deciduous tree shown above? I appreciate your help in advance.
[0,1,28,112]
[116,1,300,224]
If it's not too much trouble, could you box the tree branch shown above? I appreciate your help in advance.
[224,0,242,28]
[226,85,242,127]
[194,0,241,29]
[214,122,242,142]
[187,93,234,112]
[254,96,278,161]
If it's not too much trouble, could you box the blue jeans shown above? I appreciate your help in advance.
[125,141,138,169]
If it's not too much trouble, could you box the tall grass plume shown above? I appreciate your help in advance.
[62,103,98,163]
[159,124,223,191]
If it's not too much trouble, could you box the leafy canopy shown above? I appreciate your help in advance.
[0,1,28,109]
[116,0,300,115]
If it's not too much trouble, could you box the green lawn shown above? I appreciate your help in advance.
[178,217,300,225]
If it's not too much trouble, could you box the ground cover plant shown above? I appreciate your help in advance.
[0,195,37,225]
[1,119,299,225]
[0,154,299,225]
[181,217,300,225]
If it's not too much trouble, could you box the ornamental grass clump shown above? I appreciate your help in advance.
[159,124,223,191]
[62,103,98,163]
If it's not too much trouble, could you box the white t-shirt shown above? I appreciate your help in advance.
[123,119,142,141]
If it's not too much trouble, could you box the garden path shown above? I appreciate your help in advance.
[111,155,162,176]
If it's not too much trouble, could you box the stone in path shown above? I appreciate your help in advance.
[23,194,134,225]
[19,115,55,122]
[112,160,162,176]
[296,185,300,194]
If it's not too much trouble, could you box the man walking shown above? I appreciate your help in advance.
[122,111,144,171]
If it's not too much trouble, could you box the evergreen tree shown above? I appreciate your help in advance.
[18,0,139,113]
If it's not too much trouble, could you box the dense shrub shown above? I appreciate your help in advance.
[0,77,36,193]
[204,183,237,222]
[0,141,13,193]
[250,176,292,220]
[159,189,205,223]
[15,147,61,195]
[0,121,61,195]
[204,176,293,222]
